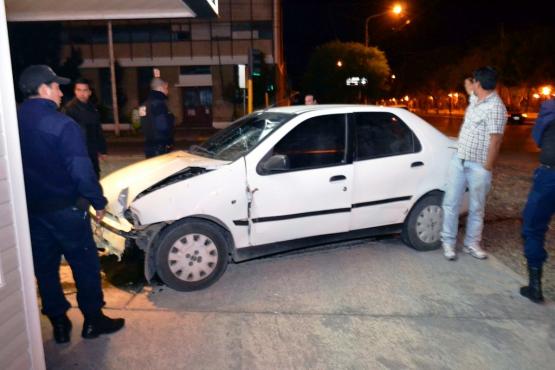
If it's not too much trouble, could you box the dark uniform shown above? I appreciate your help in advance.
[17,65,124,343]
[521,99,555,303]
[64,98,107,178]
[140,90,175,158]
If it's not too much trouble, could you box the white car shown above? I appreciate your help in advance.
[94,105,459,291]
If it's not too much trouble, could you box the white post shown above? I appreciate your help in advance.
[107,21,120,136]
[0,1,46,368]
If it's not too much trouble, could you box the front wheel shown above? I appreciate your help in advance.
[155,220,230,291]
[402,193,443,251]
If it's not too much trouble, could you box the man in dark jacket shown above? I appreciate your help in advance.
[140,77,175,158]
[64,78,107,178]
[17,65,124,344]
[520,98,555,303]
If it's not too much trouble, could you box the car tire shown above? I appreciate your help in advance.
[402,193,443,251]
[155,220,230,291]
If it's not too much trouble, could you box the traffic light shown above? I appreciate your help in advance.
[249,48,263,78]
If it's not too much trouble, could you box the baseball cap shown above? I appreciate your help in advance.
[18,65,70,95]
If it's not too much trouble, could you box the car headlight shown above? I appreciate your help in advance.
[117,187,129,209]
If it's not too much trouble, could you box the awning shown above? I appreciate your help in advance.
[5,0,218,22]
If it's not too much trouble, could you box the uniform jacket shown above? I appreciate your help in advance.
[18,98,107,213]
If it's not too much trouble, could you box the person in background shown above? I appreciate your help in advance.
[64,78,107,178]
[17,65,124,344]
[140,77,175,158]
[441,66,507,261]
[304,94,318,105]
[520,98,555,303]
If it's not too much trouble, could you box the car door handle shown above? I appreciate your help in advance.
[330,175,346,182]
[411,161,424,168]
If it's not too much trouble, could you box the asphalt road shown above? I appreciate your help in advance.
[45,239,555,370]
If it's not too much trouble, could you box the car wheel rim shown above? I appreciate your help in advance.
[415,205,443,244]
[167,233,219,282]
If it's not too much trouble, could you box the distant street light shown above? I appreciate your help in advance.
[365,3,404,47]
[336,60,343,68]
[391,74,396,79]
[541,86,552,96]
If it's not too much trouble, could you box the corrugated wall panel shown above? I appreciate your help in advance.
[0,224,16,252]
[0,201,13,228]
[0,269,22,303]
[0,331,28,369]
[6,352,32,370]
[6,353,32,370]
[0,288,24,326]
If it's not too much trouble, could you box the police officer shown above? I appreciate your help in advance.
[521,98,555,303]
[64,78,107,178]
[17,65,124,343]
[140,77,175,158]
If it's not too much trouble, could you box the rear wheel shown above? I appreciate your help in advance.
[155,220,229,291]
[402,193,443,251]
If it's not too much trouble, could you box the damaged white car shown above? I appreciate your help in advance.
[94,105,459,291]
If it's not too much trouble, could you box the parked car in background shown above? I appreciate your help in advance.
[508,111,525,124]
[93,105,462,291]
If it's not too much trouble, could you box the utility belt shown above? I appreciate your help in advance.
[28,197,89,214]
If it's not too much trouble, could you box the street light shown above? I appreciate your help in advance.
[541,86,552,96]
[365,3,404,47]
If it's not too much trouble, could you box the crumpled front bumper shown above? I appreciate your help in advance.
[91,213,138,257]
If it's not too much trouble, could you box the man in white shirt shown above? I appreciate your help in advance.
[441,66,507,261]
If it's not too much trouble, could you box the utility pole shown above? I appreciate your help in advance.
[107,21,120,136]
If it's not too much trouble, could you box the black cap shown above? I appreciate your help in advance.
[18,65,70,95]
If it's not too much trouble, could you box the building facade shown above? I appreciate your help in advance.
[61,0,285,128]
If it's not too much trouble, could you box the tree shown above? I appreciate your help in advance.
[303,41,390,103]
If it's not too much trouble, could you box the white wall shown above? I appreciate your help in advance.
[0,0,46,368]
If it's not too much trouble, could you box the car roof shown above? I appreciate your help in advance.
[261,104,410,115]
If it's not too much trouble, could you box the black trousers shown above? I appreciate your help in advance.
[29,207,105,318]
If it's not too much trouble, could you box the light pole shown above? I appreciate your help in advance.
[365,3,404,47]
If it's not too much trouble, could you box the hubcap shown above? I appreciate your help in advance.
[167,234,218,282]
[415,205,443,244]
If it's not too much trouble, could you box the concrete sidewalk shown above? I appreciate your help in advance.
[41,238,555,369]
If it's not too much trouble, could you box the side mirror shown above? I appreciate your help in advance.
[262,154,290,172]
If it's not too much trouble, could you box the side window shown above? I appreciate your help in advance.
[271,114,346,170]
[355,112,420,160]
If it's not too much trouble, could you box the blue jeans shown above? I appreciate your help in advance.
[29,207,105,318]
[441,157,492,248]
[522,166,555,268]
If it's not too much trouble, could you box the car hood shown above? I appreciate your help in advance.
[100,151,229,215]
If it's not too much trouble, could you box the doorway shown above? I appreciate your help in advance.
[182,87,213,127]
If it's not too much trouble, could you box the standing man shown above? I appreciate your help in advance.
[64,78,107,178]
[441,66,507,261]
[140,77,175,158]
[17,65,124,344]
[520,98,555,303]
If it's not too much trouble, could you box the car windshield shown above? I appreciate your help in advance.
[189,112,293,161]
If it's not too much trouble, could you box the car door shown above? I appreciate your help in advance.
[245,113,353,246]
[350,111,426,230]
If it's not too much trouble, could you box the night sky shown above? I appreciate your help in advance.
[282,0,555,90]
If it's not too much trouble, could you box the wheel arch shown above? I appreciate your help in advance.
[404,189,444,223]
[143,215,235,283]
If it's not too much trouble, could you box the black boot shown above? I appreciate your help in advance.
[82,311,125,339]
[520,265,544,303]
[48,314,72,344]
